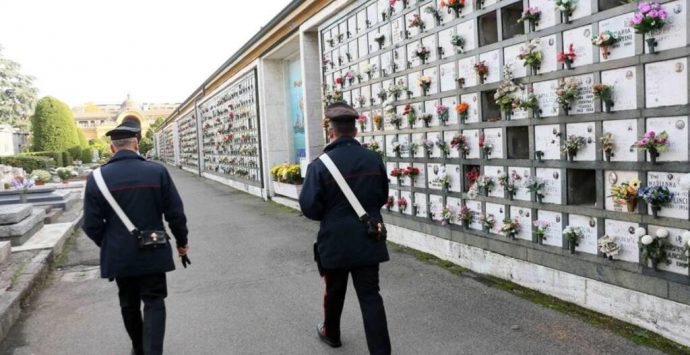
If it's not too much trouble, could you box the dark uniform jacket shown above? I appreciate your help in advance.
[299,136,389,269]
[82,150,188,279]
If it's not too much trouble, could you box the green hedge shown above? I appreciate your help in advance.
[81,148,93,164]
[0,156,55,173]
[24,151,63,167]
[61,151,73,167]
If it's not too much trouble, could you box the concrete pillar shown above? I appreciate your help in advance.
[258,59,292,186]
[300,30,326,162]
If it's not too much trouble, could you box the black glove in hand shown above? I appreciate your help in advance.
[180,255,191,268]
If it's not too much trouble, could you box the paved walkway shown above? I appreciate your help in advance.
[0,168,661,354]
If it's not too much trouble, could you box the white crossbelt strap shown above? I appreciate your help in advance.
[319,154,368,219]
[93,168,137,234]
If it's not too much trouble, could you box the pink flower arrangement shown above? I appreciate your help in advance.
[629,2,668,34]
[633,130,669,153]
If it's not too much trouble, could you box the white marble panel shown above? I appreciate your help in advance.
[440,62,456,93]
[569,214,598,255]
[565,122,596,161]
[457,20,477,52]
[537,210,563,247]
[386,161,399,186]
[438,28,455,59]
[529,0,556,29]
[405,10,421,37]
[647,225,690,274]
[509,166,532,201]
[441,96,459,125]
[598,13,635,62]
[466,199,483,230]
[479,50,500,84]
[427,163,444,190]
[563,25,594,67]
[511,206,533,241]
[484,166,505,198]
[484,128,503,159]
[422,35,438,63]
[447,164,462,193]
[413,162,426,188]
[601,67,637,111]
[411,133,425,158]
[461,93,480,124]
[652,0,687,52]
[532,80,559,117]
[570,0,592,20]
[391,17,405,45]
[647,171,690,219]
[400,190,413,215]
[604,219,640,263]
[539,35,559,74]
[504,43,527,78]
[604,170,640,212]
[463,129,480,159]
[646,116,688,162]
[485,203,506,234]
[457,56,478,87]
[429,194,444,221]
[414,192,428,217]
[602,119,637,162]
[645,58,688,108]
[536,168,562,204]
[571,74,595,115]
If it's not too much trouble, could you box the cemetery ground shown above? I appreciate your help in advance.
[0,169,687,355]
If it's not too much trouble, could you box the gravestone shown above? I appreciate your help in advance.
[648,225,689,274]
[537,210,563,247]
[645,58,688,108]
[604,170,640,212]
[646,116,688,162]
[598,13,635,62]
[0,206,46,246]
[647,171,689,219]
[601,67,637,111]
[602,119,637,161]
[604,219,640,263]
[563,25,594,67]
[536,168,562,204]
[485,203,506,234]
[569,214,598,255]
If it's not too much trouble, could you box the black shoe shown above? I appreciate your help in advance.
[131,348,144,355]
[317,322,342,348]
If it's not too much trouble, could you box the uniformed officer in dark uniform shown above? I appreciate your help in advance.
[82,120,189,355]
[299,103,391,355]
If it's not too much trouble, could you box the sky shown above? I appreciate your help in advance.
[0,0,293,107]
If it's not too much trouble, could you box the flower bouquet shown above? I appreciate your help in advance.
[361,63,377,80]
[374,33,386,50]
[441,207,452,226]
[600,132,614,161]
[390,114,403,129]
[422,139,434,157]
[415,46,431,64]
[557,43,577,70]
[628,2,668,54]
[11,176,35,203]
[385,196,395,211]
[408,14,426,32]
[518,7,541,32]
[373,114,383,130]
[525,176,545,203]
[418,75,432,96]
[555,0,576,24]
[335,76,344,88]
[390,167,404,184]
[632,130,668,164]
[465,167,480,187]
[344,71,355,86]
[518,39,543,75]
[597,235,621,260]
[436,135,450,158]
[533,220,550,244]
[500,218,520,240]
[409,141,420,158]
[555,78,579,115]
[450,34,465,54]
[417,113,432,128]
[403,103,417,127]
[520,92,541,119]
[403,165,420,184]
[592,31,618,60]
[388,81,408,101]
[476,175,495,196]
[438,168,451,192]
[609,178,641,212]
[637,227,668,270]
[593,83,614,113]
[455,102,469,123]
[368,141,383,156]
[561,135,586,161]
[479,132,493,160]
[458,206,474,229]
[494,66,521,120]
[638,185,673,218]
[480,213,496,233]
[358,115,368,132]
[377,90,388,103]
[563,226,584,254]
[474,61,489,84]
[425,7,442,25]
[397,197,408,214]
[441,0,466,18]
[498,172,517,200]
[451,134,470,158]
[436,103,449,126]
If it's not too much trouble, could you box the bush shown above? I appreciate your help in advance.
[56,167,72,181]
[81,148,93,164]
[30,169,52,184]
[31,97,81,152]
[67,146,82,162]
[61,151,73,167]
[24,151,63,167]
[0,156,54,173]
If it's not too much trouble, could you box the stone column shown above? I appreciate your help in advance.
[300,30,325,162]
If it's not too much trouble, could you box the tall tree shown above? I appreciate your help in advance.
[139,116,165,155]
[0,46,38,130]
[31,96,80,152]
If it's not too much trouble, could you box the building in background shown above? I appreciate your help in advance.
[0,124,29,156]
[72,94,178,140]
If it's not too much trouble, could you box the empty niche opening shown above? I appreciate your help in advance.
[599,0,624,11]
[501,3,525,40]
[478,12,499,46]
[464,165,481,192]
[567,169,596,206]
[481,91,501,122]
[507,126,529,159]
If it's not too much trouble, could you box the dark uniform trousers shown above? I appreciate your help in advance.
[115,273,167,355]
[323,264,391,355]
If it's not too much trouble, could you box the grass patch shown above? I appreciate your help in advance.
[50,231,77,270]
[390,241,690,354]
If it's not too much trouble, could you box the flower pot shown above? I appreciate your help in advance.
[651,259,659,271]
[537,233,544,245]
[604,100,613,113]
[562,11,570,24]
[412,206,418,216]
[532,109,541,120]
[646,38,657,55]
[608,255,614,261]
[502,111,512,121]
[600,45,610,60]
[530,64,539,75]
[529,22,536,32]
[479,76,485,85]
[605,150,612,162]
[564,58,572,70]
[457,78,465,88]
[273,181,303,199]
[648,150,658,164]
[62,180,69,185]
[452,8,460,18]
[626,199,637,213]
[561,104,569,116]
[483,226,490,233]
[508,193,514,201]
[35,181,45,186]
[536,194,543,204]
[462,221,469,230]
[651,205,660,218]
[459,113,467,123]
[422,88,428,96]
[509,233,516,240]
[568,153,575,162]
[569,241,576,254]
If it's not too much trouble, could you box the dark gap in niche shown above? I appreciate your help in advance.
[464,165,481,192]
[507,126,530,159]
[478,12,499,46]
[567,169,597,206]
[599,0,624,11]
[481,91,501,122]
[501,3,525,40]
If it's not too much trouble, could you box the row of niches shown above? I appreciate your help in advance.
[159,129,176,164]
[322,0,687,79]
[203,159,261,181]
[178,114,199,168]
[384,188,690,274]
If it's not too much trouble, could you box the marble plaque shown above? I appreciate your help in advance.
[367,3,378,27]
[484,128,503,159]
[371,83,383,105]
[340,45,350,65]
[369,57,381,80]
[537,210,563,247]
[414,192,428,218]
[602,119,637,161]
[647,171,690,219]
[571,74,595,115]
[509,166,532,201]
[380,51,393,77]
[422,35,438,63]
[357,9,367,33]
[348,40,358,60]
[448,164,462,192]
[440,62,457,92]
[429,194,445,221]
[647,116,688,162]
[392,48,405,73]
[386,161,399,186]
[461,93,480,123]
[479,50,500,84]
[570,0,592,20]
[458,57,478,87]
[448,197,462,225]
[532,80,559,117]
[463,129,480,159]
[648,225,690,274]
[604,219,640,263]
[511,206,533,241]
[386,135,399,158]
[536,168,562,204]
[399,190,413,215]
[435,0,453,23]
[456,21,477,52]
[421,3,437,31]
[566,122,596,161]
[391,17,405,44]
[529,0,556,29]
[598,13,635,62]
[405,11,421,38]
[413,162,426,188]
[534,125,561,160]
[485,203,506,234]
[430,132,444,158]
[504,43,527,79]
[373,136,384,152]
[604,170,639,212]
[441,96,459,125]
[601,67,637,111]
[394,105,406,130]
[422,68,438,96]
[411,132,424,157]
[391,0,404,16]
[466,200,483,230]
[399,134,411,159]
[389,190,400,213]
[339,21,348,39]
[645,58,688,108]
[484,166,505,198]
[423,100,437,126]
[358,35,369,57]
[351,88,362,108]
[539,35,558,74]
[563,25,594,67]
[343,91,352,106]
[652,0,687,52]
[362,85,372,107]
[569,214,598,255]
[427,163,444,190]
[407,43,420,69]
[438,28,455,60]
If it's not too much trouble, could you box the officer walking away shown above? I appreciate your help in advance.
[299,103,392,355]
[82,119,189,355]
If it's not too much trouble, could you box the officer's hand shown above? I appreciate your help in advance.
[177,245,189,256]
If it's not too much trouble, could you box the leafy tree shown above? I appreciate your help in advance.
[31,96,80,152]
[0,46,38,130]
[139,116,165,155]
[77,127,88,148]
